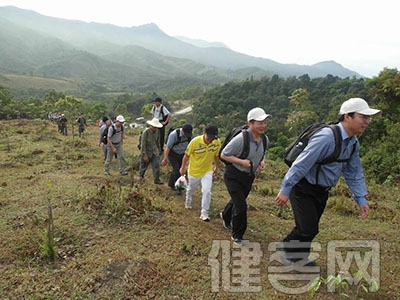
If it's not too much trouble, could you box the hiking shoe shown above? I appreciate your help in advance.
[176,189,182,195]
[219,212,231,230]
[120,171,128,175]
[200,215,210,222]
[104,171,110,176]
[278,252,318,267]
[154,180,164,185]
[231,236,244,246]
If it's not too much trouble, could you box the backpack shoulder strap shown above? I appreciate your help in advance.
[319,124,342,164]
[239,130,250,159]
[261,134,268,153]
[171,128,182,149]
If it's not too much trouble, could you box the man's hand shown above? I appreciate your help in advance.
[360,205,369,219]
[179,167,185,176]
[258,160,265,171]
[275,192,289,207]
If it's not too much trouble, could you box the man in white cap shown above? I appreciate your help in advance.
[220,107,270,246]
[104,115,127,175]
[275,98,381,266]
[139,118,164,184]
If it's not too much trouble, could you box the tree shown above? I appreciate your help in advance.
[366,68,400,122]
[55,95,83,118]
[285,88,319,136]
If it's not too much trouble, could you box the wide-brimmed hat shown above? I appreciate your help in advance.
[147,118,163,128]
[339,98,381,116]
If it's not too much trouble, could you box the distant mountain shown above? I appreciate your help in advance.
[174,36,229,49]
[0,6,362,94]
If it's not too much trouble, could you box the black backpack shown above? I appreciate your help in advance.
[219,124,268,165]
[284,122,357,183]
[165,126,192,150]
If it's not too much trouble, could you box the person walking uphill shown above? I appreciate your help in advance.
[162,124,194,194]
[220,108,270,246]
[139,118,164,184]
[151,96,171,152]
[76,113,87,138]
[99,117,111,162]
[275,98,381,266]
[180,125,221,221]
[104,115,128,176]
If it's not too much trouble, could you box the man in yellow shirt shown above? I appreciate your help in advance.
[180,125,221,221]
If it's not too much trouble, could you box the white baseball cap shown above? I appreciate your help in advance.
[116,115,125,122]
[339,98,381,116]
[247,107,271,121]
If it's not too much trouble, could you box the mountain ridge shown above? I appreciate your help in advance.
[0,5,362,94]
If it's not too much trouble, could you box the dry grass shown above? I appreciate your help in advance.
[0,119,399,299]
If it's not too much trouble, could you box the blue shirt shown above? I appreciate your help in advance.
[280,123,368,206]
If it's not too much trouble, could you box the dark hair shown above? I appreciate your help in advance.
[338,112,355,122]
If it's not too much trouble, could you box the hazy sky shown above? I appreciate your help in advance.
[1,0,399,77]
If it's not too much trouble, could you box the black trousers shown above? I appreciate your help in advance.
[159,127,166,151]
[222,164,255,240]
[168,150,184,189]
[283,178,329,258]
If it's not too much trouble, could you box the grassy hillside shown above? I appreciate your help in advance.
[0,120,398,299]
[0,73,78,92]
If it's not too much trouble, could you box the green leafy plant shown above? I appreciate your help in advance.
[38,184,57,261]
[309,272,379,299]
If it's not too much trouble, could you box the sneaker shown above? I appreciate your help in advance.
[120,171,128,175]
[219,212,231,230]
[154,180,164,185]
[185,204,192,209]
[200,215,210,222]
[231,236,244,246]
[176,189,182,195]
[104,171,110,176]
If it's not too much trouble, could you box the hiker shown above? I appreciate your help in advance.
[151,96,171,152]
[104,115,128,176]
[139,118,164,184]
[59,114,68,135]
[179,125,221,221]
[99,117,111,162]
[76,113,87,138]
[162,124,194,194]
[275,98,381,265]
[220,108,270,246]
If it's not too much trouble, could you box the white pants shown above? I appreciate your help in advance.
[186,171,213,216]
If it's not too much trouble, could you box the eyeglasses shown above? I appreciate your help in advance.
[356,114,371,121]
